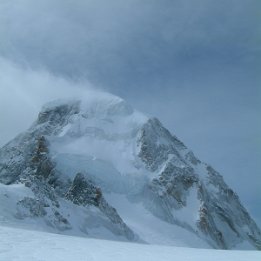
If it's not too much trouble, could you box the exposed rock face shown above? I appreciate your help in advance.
[66,173,135,240]
[31,136,55,179]
[0,98,260,249]
[138,118,186,172]
[36,101,80,135]
[66,173,102,206]
[16,197,47,218]
[138,118,261,249]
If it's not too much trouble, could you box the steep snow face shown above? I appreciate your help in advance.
[0,91,260,249]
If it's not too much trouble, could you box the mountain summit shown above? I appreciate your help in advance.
[0,91,260,249]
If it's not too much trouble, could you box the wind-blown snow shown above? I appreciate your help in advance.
[49,93,148,177]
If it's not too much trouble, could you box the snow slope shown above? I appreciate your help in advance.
[0,183,134,241]
[0,225,260,261]
[104,193,209,248]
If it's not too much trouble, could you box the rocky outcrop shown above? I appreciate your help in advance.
[36,100,80,135]
[137,118,186,172]
[66,173,135,240]
[138,118,261,249]
[66,173,102,206]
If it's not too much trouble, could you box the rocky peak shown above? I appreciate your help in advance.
[136,117,261,249]
[138,117,187,172]
[37,100,80,125]
[0,96,260,249]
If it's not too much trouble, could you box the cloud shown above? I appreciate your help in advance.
[0,0,259,89]
[0,57,96,146]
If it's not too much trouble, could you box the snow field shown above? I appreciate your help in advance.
[0,225,260,261]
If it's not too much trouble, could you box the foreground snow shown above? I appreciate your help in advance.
[0,226,260,261]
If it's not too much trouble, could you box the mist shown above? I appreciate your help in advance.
[0,57,96,146]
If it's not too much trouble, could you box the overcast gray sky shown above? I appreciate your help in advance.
[0,0,260,226]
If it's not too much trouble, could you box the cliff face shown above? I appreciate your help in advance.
[0,96,260,249]
[138,118,261,249]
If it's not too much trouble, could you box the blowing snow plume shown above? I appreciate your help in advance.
[0,57,97,147]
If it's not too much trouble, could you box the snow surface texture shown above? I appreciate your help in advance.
[0,90,260,250]
[0,226,261,261]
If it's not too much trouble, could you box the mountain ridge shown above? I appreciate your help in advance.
[0,93,260,249]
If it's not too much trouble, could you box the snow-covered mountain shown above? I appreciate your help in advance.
[0,91,260,249]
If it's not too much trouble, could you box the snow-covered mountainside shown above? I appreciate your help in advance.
[0,91,260,249]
